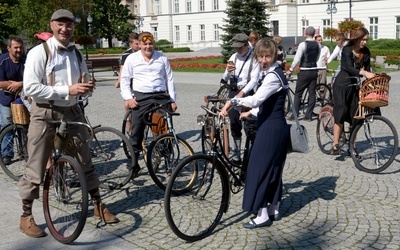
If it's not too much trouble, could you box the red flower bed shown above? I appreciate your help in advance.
[169,56,225,69]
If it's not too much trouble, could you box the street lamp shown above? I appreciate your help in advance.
[136,16,144,32]
[85,14,93,61]
[326,0,338,50]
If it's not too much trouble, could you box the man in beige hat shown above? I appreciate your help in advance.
[19,9,119,238]
[221,33,259,163]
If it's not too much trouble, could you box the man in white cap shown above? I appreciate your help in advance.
[19,9,119,238]
[221,33,259,163]
[286,26,320,121]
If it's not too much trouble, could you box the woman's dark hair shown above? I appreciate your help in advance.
[346,27,369,63]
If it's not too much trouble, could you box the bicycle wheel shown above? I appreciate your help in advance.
[146,133,194,191]
[0,124,28,181]
[91,126,135,189]
[316,105,345,154]
[284,91,291,116]
[217,85,229,109]
[349,115,398,174]
[43,155,88,244]
[121,110,154,162]
[314,83,332,115]
[164,154,230,242]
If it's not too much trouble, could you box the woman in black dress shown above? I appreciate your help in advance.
[331,27,375,154]
[220,38,290,228]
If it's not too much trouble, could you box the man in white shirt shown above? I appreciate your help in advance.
[286,26,320,122]
[20,9,118,238]
[120,31,177,173]
[315,35,331,84]
[222,33,260,163]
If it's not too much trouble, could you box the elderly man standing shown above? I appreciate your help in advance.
[20,9,118,238]
[221,33,259,163]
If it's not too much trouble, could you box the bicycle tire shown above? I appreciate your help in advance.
[146,133,195,191]
[164,154,230,242]
[316,106,346,154]
[349,115,398,174]
[0,124,28,181]
[217,85,229,109]
[91,126,135,189]
[301,83,332,116]
[122,109,154,162]
[284,91,291,116]
[313,83,332,115]
[43,155,88,244]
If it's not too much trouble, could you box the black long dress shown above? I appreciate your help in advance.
[333,45,371,124]
[242,68,290,212]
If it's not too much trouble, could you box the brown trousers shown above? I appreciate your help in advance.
[18,101,100,200]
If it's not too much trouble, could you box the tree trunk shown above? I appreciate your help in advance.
[108,36,113,48]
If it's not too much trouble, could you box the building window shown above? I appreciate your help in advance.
[174,0,179,13]
[213,24,219,41]
[301,18,309,36]
[301,0,309,3]
[213,0,219,10]
[200,24,205,41]
[322,19,330,38]
[369,17,378,39]
[155,0,161,15]
[396,16,400,39]
[175,26,180,42]
[199,0,205,11]
[187,25,192,41]
[272,21,279,36]
[152,27,158,41]
[186,0,192,12]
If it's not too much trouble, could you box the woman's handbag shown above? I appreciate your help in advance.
[287,91,311,153]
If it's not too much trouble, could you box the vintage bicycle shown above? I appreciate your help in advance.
[38,119,94,244]
[164,102,257,242]
[316,74,398,173]
[145,101,195,191]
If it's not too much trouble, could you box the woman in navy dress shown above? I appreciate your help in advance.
[220,38,290,228]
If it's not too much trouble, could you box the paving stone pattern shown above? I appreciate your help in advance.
[1,68,400,249]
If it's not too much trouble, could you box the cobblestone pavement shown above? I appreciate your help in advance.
[1,70,400,249]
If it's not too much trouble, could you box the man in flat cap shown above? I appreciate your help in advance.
[287,26,320,121]
[19,9,119,238]
[221,33,259,163]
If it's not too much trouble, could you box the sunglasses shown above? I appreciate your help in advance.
[141,34,154,43]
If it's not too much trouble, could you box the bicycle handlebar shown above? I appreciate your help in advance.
[142,101,180,126]
[32,120,95,146]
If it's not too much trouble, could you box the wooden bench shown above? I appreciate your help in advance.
[86,58,120,80]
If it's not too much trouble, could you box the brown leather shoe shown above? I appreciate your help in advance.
[20,215,46,238]
[94,202,119,224]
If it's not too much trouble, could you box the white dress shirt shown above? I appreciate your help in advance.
[317,45,331,69]
[23,37,88,106]
[232,62,287,116]
[289,38,320,71]
[222,49,260,94]
[120,50,176,102]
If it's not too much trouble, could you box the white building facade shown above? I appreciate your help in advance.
[128,0,400,49]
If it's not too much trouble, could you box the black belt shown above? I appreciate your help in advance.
[36,102,77,110]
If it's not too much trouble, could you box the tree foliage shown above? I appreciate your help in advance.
[92,0,136,48]
[220,0,270,62]
[3,0,135,48]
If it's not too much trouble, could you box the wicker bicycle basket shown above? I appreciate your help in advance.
[11,103,30,125]
[359,73,390,109]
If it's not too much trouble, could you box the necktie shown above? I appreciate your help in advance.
[58,45,76,52]
[257,71,266,88]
